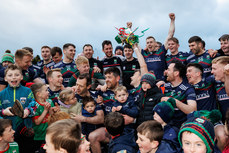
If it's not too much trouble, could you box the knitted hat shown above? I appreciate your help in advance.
[178,117,215,153]
[115,46,124,52]
[1,53,14,64]
[188,109,222,125]
[153,98,176,123]
[140,73,156,87]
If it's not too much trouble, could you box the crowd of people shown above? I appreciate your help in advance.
[1,13,229,153]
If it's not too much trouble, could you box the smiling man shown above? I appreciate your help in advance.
[166,37,189,66]
[122,44,140,90]
[53,43,78,87]
[83,44,103,72]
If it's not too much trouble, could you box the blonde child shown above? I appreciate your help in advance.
[58,88,82,115]
[31,83,56,152]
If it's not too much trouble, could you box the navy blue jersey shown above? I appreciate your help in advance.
[193,76,217,111]
[164,81,196,127]
[75,91,98,104]
[141,45,167,80]
[122,58,140,90]
[48,87,61,105]
[186,51,215,78]
[88,58,103,73]
[0,67,38,86]
[97,90,115,114]
[36,60,55,83]
[166,52,189,66]
[101,56,123,83]
[53,60,77,87]
[215,81,229,121]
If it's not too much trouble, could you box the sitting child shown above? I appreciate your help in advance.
[153,98,180,151]
[104,112,137,153]
[178,117,216,153]
[136,120,177,153]
[58,88,82,115]
[44,119,81,153]
[0,119,19,153]
[112,85,139,118]
[81,96,102,139]
[31,83,56,152]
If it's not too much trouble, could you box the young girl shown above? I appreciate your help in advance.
[58,88,82,115]
[31,83,56,152]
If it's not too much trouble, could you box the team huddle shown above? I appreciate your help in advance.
[1,13,229,153]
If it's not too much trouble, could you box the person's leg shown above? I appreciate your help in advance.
[88,127,110,153]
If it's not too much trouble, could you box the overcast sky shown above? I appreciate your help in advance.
[0,0,228,59]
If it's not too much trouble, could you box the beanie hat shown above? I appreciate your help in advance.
[188,109,222,125]
[1,53,14,64]
[140,73,156,87]
[115,46,124,52]
[178,117,215,153]
[153,98,176,123]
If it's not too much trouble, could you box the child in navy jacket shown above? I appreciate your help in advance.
[81,96,102,139]
[105,112,137,153]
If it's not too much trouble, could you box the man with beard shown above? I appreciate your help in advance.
[162,60,197,128]
[166,37,189,66]
[100,40,123,83]
[88,67,135,153]
[47,68,63,105]
[122,44,140,90]
[187,36,215,78]
[53,43,77,87]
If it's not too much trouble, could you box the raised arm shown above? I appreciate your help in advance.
[133,43,148,76]
[164,13,175,50]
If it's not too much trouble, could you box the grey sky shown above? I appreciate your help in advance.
[0,0,228,59]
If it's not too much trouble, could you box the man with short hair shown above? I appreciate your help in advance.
[0,49,42,91]
[37,46,55,83]
[211,56,229,120]
[100,40,123,83]
[46,68,63,105]
[53,43,77,87]
[51,46,63,64]
[89,67,135,153]
[219,34,229,56]
[122,44,140,90]
[142,13,175,80]
[166,37,189,66]
[162,60,197,127]
[186,63,217,111]
[82,44,103,72]
[187,36,215,78]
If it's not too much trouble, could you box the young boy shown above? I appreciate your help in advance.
[112,85,139,119]
[0,119,19,153]
[44,119,81,153]
[136,73,164,126]
[81,96,102,139]
[0,64,35,153]
[136,120,177,153]
[153,98,181,151]
[104,112,137,153]
[178,117,215,153]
